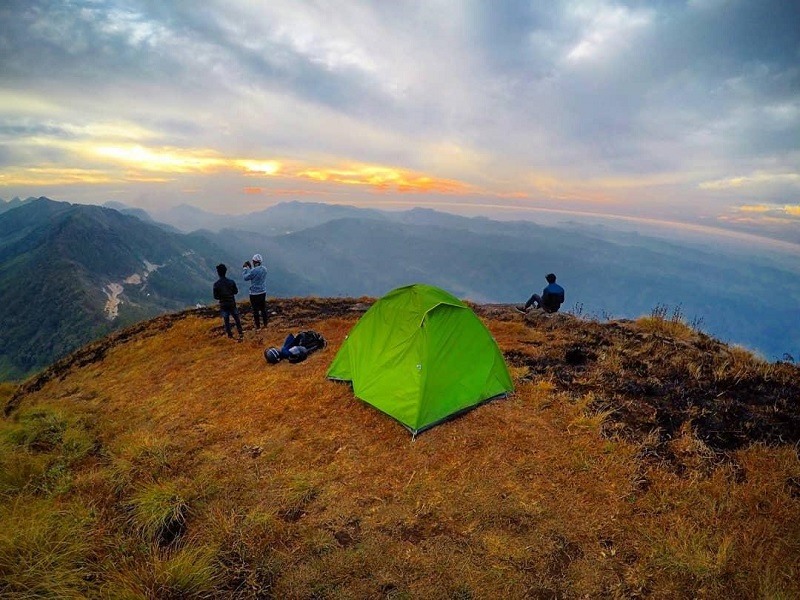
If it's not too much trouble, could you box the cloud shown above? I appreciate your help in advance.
[737,204,772,213]
[564,2,653,63]
[0,0,799,237]
[0,138,475,195]
[700,172,800,190]
[0,166,119,186]
[726,204,800,226]
[296,165,472,194]
[740,204,800,217]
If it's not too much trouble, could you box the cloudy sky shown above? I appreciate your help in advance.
[0,0,798,240]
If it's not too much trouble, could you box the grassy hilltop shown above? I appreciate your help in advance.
[1,298,799,598]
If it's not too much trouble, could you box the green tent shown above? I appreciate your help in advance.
[327,284,514,434]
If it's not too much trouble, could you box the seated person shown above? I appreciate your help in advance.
[517,273,565,314]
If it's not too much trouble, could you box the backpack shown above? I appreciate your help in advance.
[293,330,327,353]
[264,330,326,365]
[286,345,309,363]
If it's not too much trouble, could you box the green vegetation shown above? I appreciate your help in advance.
[0,198,228,379]
[0,498,93,598]
[104,546,218,599]
[128,480,191,544]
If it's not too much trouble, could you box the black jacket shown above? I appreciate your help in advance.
[213,277,238,309]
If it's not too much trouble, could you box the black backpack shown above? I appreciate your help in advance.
[293,330,327,353]
[286,345,309,363]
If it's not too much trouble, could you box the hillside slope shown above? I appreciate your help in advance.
[2,299,798,598]
[0,198,232,379]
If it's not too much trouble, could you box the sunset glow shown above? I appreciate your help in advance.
[0,1,797,241]
[297,165,472,194]
[0,167,118,186]
[93,145,225,173]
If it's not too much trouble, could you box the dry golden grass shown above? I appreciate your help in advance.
[1,300,799,598]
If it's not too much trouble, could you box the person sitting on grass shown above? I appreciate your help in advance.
[213,263,243,341]
[516,273,565,314]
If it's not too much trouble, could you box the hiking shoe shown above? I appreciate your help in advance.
[515,305,528,314]
[237,334,244,342]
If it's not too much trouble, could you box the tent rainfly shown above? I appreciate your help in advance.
[327,284,514,434]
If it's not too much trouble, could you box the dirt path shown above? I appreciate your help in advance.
[102,283,124,319]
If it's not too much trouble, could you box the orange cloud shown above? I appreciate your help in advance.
[736,204,800,218]
[84,144,473,194]
[494,191,530,199]
[92,145,284,176]
[243,187,264,195]
[0,167,117,185]
[296,165,471,194]
[700,172,800,190]
[784,205,800,216]
[737,204,772,213]
[235,160,281,175]
[2,139,519,198]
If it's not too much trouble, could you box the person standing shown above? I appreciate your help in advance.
[517,273,565,314]
[213,263,243,341]
[243,253,268,329]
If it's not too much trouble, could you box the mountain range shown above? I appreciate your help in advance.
[0,197,232,378]
[1,195,798,379]
[191,202,800,361]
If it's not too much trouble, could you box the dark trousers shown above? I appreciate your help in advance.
[220,305,243,337]
[525,293,559,313]
[525,293,543,310]
[250,293,268,328]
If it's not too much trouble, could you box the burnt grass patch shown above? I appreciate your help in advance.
[506,311,800,457]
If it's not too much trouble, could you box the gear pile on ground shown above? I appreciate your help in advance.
[264,330,327,364]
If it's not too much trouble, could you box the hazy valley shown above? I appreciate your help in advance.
[1,196,799,380]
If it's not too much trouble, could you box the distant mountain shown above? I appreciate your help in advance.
[0,198,233,379]
[102,201,157,224]
[247,201,387,233]
[3,198,799,378]
[202,211,800,361]
[154,203,222,232]
[0,196,37,214]
[155,200,387,234]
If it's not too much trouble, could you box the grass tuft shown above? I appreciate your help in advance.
[105,545,218,599]
[635,303,701,341]
[127,481,190,545]
[569,393,615,433]
[0,497,91,598]
[2,406,68,451]
[653,526,734,580]
[0,447,49,495]
[0,405,96,495]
